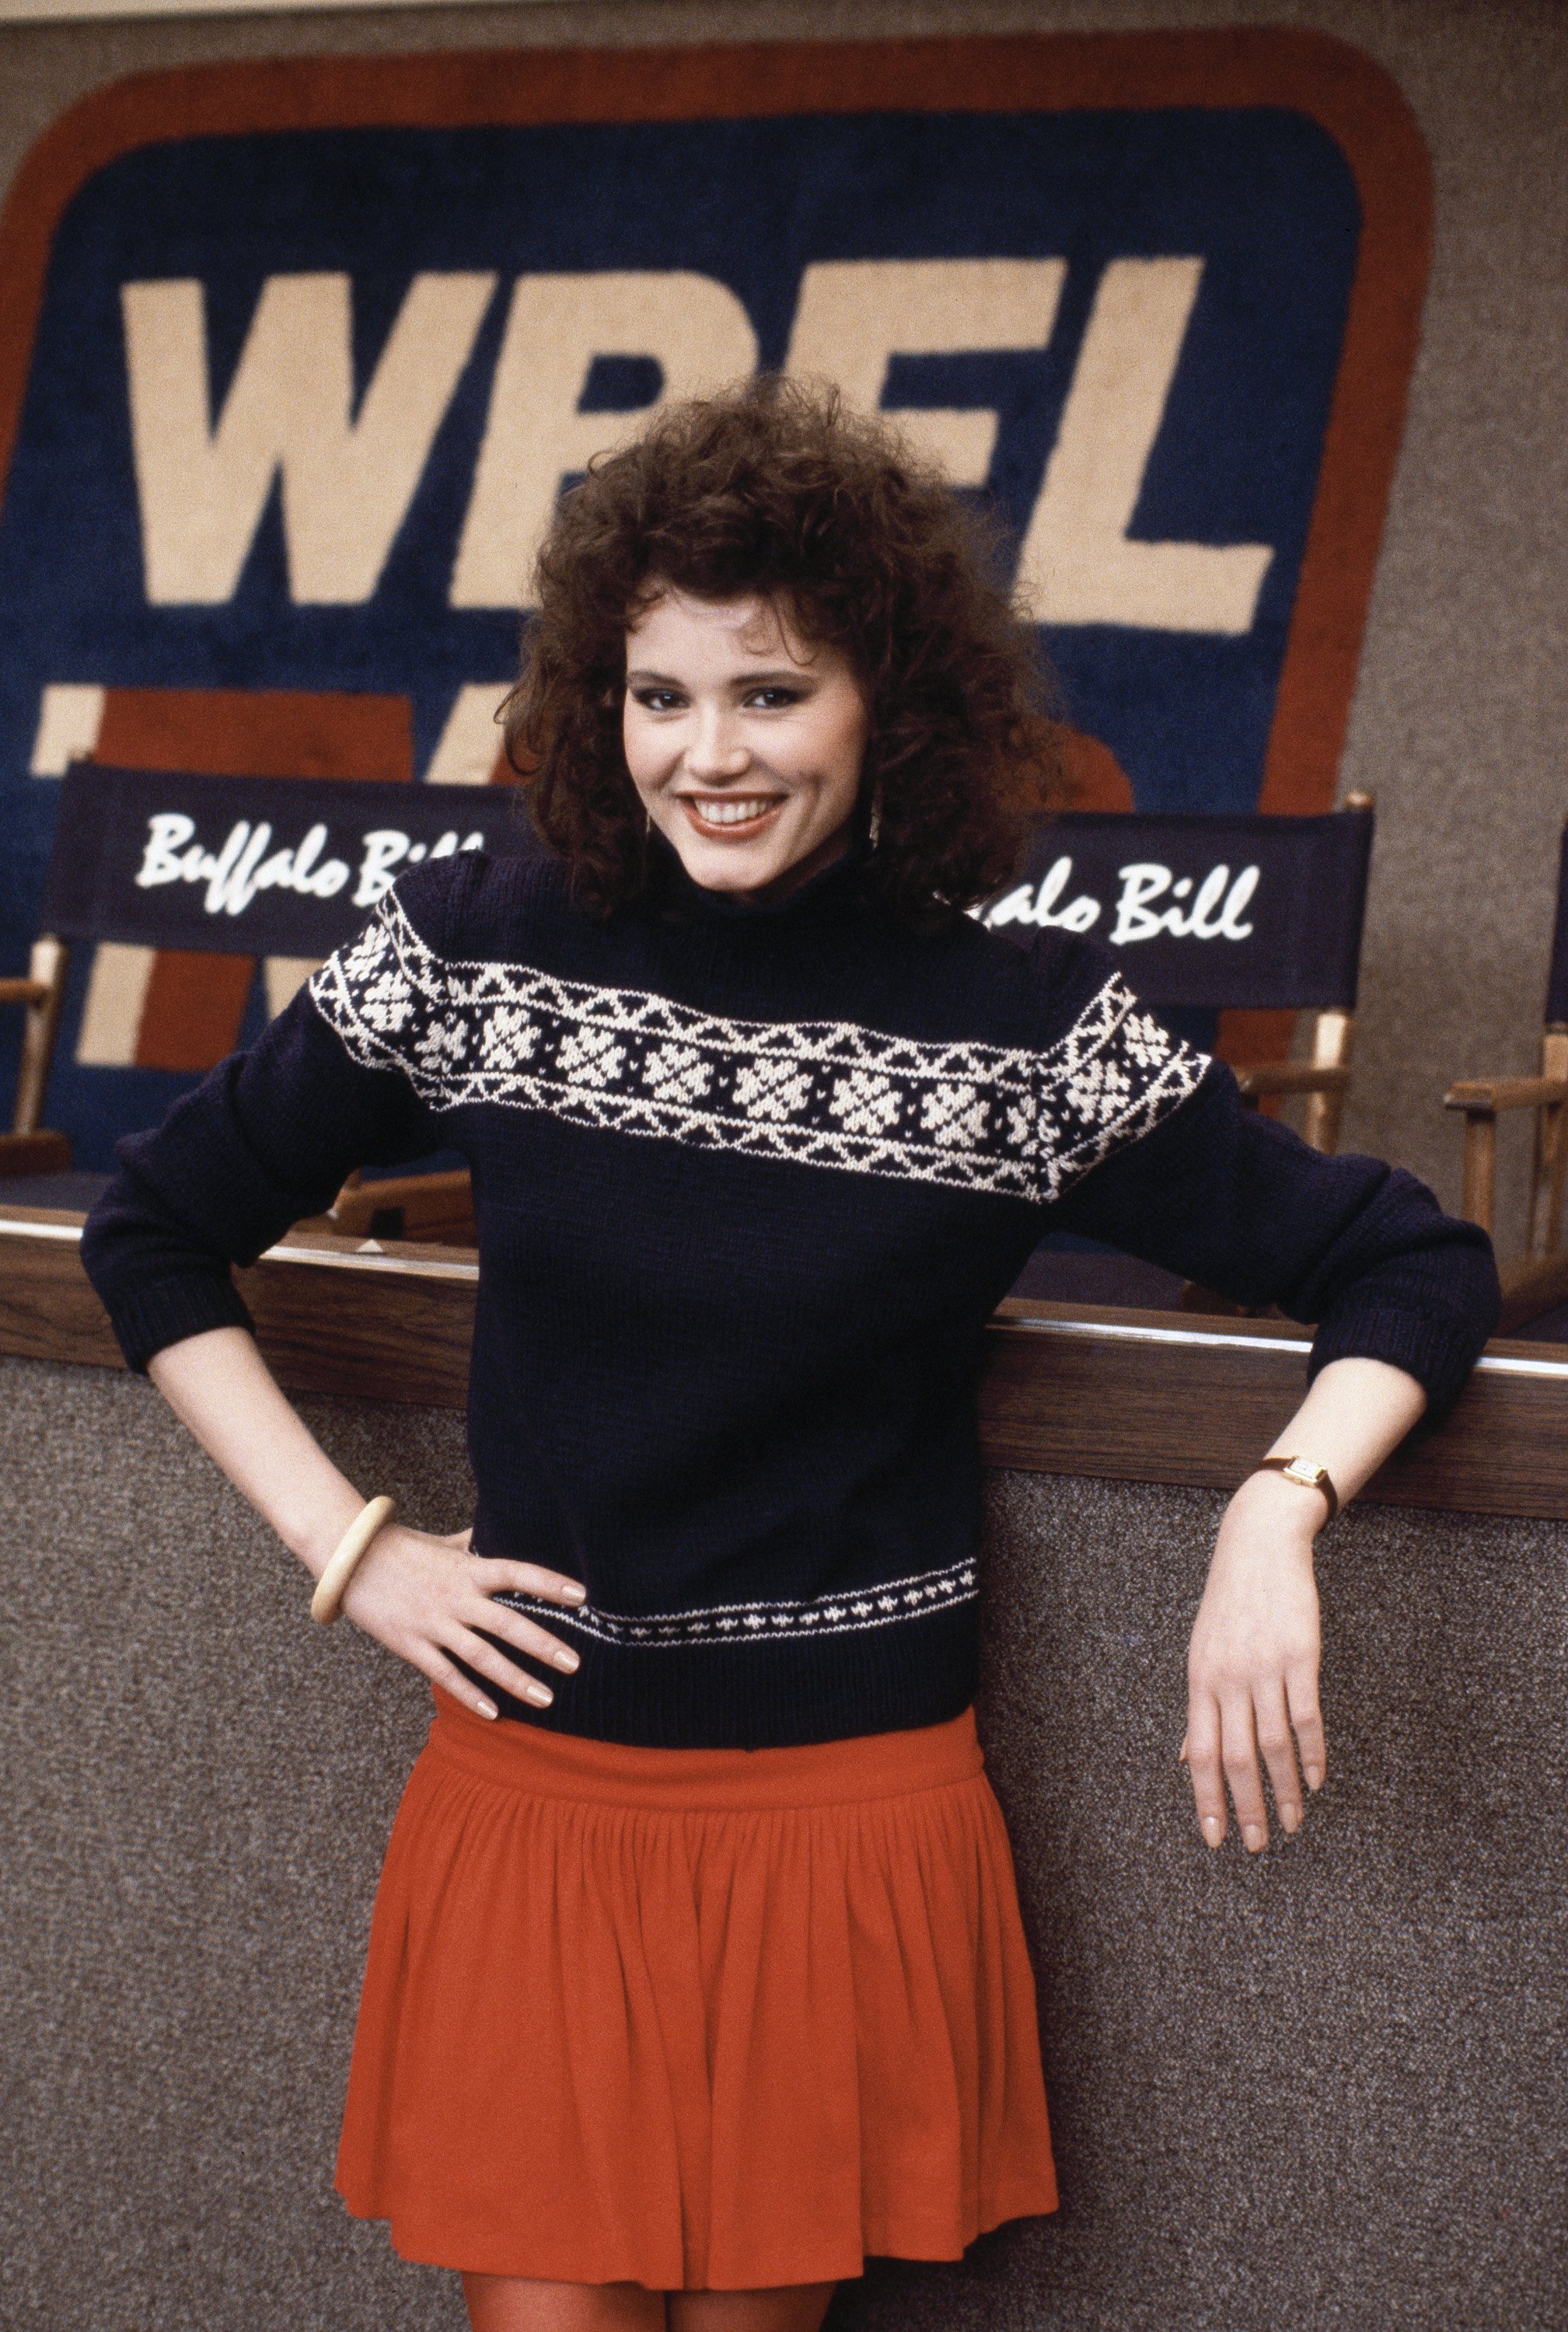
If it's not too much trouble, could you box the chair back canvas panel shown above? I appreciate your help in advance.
[44,764,524,962]
[983,806,1374,1014]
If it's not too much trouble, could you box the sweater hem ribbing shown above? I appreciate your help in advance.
[463,1604,982,1750]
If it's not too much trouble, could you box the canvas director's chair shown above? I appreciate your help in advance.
[985,795,1377,1310]
[26,761,533,1244]
[1444,816,1568,1335]
[985,794,1376,1147]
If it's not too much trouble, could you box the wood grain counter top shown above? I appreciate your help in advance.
[3,1207,1564,1520]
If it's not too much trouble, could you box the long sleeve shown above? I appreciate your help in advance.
[1050,1053,1500,1419]
[81,976,438,1373]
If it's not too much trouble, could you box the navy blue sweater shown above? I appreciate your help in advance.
[82,843,1499,1748]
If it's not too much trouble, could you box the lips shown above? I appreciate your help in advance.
[678,794,785,839]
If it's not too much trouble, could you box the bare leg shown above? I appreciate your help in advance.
[669,2285,836,2332]
[463,2269,836,2331]
[463,2274,668,2331]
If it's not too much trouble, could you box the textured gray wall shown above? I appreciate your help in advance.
[0,0,1566,1248]
[2,1356,1563,2331]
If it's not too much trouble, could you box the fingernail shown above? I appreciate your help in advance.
[565,1583,588,1604]
[557,1649,580,1673]
[1304,1765,1323,1792]
[1279,1802,1301,1835]
[1201,1817,1223,1846]
[1243,1824,1266,1852]
[477,1700,498,1722]
[526,1683,554,1708]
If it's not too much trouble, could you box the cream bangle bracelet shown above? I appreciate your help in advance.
[310,1495,397,1625]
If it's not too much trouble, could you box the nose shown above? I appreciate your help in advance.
[684,703,751,784]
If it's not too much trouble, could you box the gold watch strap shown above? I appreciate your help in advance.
[1255,1455,1339,1524]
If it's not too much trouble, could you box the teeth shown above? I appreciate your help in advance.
[690,798,777,826]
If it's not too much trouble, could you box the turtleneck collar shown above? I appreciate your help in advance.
[644,829,871,923]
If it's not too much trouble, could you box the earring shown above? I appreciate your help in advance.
[645,805,653,837]
[868,790,882,850]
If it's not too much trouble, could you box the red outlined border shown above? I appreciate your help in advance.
[0,28,1432,819]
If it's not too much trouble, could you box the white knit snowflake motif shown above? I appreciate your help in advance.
[334,920,416,1038]
[641,1042,712,1108]
[555,1026,625,1089]
[732,1056,815,1121]
[309,895,1208,1204]
[479,1006,540,1067]
[920,1081,990,1149]
[827,1070,902,1140]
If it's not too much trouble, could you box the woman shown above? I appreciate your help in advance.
[81,382,1499,2332]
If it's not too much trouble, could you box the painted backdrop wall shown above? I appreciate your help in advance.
[0,0,1563,1255]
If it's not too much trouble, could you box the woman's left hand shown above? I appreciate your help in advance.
[1180,1469,1326,1852]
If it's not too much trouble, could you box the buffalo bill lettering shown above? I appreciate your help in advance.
[134,813,484,917]
[983,856,1260,944]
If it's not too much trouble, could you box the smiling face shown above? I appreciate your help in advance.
[623,587,871,900]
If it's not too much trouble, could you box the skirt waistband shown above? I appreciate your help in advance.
[426,1688,983,1810]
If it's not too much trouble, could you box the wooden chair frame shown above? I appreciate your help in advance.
[1445,1023,1568,1335]
[1231,1007,1355,1154]
[0,934,70,1175]
[322,1164,477,1245]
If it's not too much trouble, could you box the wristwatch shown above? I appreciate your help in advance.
[1254,1454,1339,1523]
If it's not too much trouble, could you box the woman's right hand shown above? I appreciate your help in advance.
[340,1521,587,1719]
[143,1325,586,1720]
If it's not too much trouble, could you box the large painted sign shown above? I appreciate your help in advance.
[0,31,1431,1164]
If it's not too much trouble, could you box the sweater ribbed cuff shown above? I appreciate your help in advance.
[103,1270,256,1374]
[1308,1301,1488,1424]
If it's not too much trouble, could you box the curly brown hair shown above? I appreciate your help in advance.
[502,376,1060,926]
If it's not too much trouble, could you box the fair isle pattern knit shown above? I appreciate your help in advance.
[309,893,1208,1204]
[498,1554,980,1650]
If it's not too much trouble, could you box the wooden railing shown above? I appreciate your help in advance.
[3,1206,1566,1520]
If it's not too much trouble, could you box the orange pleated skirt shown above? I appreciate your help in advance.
[336,1689,1057,2290]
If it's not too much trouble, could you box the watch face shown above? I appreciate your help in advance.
[1285,1461,1318,1486]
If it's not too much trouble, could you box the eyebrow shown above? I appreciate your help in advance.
[625,666,815,689]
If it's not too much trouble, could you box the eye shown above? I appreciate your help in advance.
[631,686,686,713]
[745,686,805,710]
